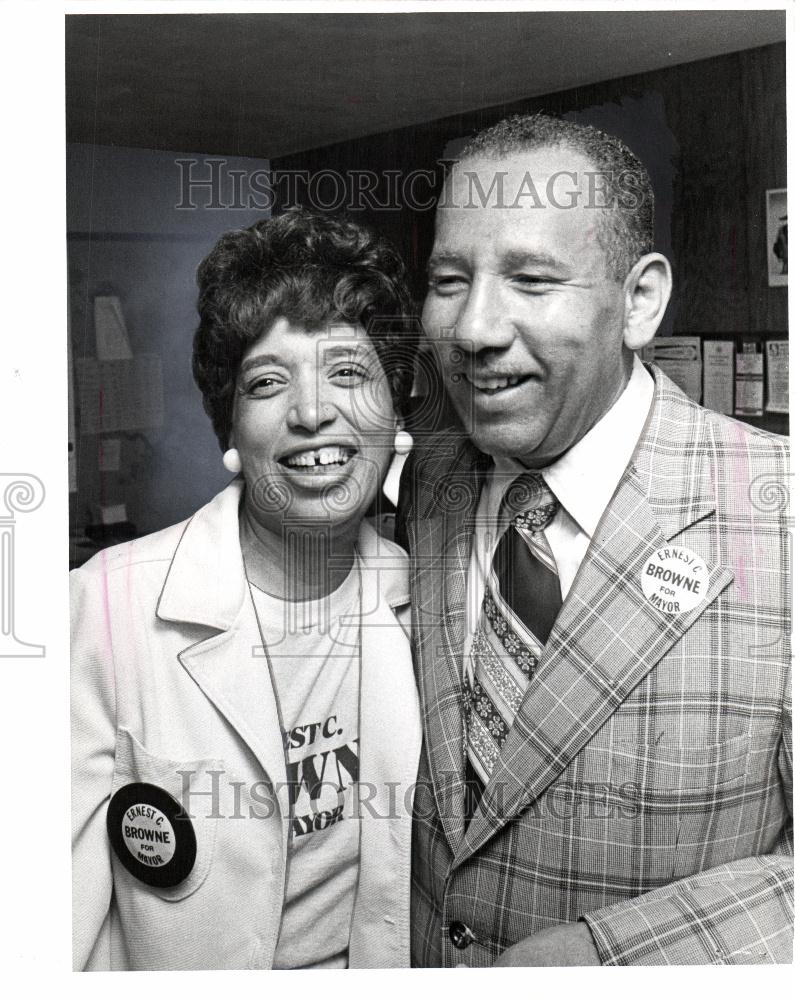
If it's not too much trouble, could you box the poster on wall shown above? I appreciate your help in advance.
[735,342,765,417]
[641,337,702,402]
[766,340,789,413]
[766,188,787,287]
[703,340,735,415]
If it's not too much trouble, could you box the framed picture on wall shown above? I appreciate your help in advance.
[766,187,787,287]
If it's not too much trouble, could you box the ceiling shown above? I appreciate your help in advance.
[66,10,786,160]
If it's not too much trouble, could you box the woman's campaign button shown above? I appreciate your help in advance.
[641,545,711,614]
[107,782,197,888]
[121,802,177,866]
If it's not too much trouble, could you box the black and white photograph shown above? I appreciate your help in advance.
[768,187,788,286]
[0,0,792,992]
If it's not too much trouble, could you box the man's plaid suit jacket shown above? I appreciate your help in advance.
[398,365,792,966]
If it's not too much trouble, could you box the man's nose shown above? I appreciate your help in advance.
[287,382,336,433]
[454,278,515,354]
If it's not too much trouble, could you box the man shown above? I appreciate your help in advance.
[399,114,792,966]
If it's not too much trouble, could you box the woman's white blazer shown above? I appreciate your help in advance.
[71,481,422,970]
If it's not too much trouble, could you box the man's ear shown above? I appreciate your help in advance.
[621,253,673,351]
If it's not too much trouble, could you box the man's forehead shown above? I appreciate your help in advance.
[434,176,602,241]
[433,146,608,254]
[436,149,604,231]
[448,146,596,187]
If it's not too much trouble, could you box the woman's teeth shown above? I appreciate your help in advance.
[282,446,353,468]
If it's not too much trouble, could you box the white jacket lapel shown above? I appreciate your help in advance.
[156,481,291,818]
[352,527,420,966]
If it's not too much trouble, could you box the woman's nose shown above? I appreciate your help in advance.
[286,383,336,433]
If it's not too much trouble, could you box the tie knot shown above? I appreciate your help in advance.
[500,473,559,532]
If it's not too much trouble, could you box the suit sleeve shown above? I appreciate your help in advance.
[71,559,117,970]
[582,672,793,965]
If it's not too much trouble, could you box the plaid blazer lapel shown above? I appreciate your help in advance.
[408,437,489,854]
[457,368,736,866]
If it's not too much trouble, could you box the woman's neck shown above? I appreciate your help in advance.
[240,504,357,601]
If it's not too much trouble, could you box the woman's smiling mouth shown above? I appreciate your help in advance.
[279,445,357,470]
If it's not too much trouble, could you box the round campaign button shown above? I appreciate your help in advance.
[107,782,196,888]
[640,545,710,615]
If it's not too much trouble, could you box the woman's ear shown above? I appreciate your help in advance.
[621,253,673,352]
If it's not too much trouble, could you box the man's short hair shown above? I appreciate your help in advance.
[193,207,417,450]
[458,112,655,281]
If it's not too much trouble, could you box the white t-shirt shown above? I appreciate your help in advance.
[251,561,361,970]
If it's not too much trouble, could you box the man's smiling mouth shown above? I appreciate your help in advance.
[279,446,356,469]
[465,373,531,396]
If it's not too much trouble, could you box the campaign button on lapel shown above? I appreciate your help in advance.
[640,545,711,615]
[107,782,197,888]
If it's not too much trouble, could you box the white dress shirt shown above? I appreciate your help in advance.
[464,355,654,675]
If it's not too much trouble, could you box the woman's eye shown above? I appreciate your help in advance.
[244,374,285,396]
[332,366,367,381]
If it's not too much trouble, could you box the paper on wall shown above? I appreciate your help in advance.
[765,340,789,413]
[94,295,133,360]
[641,337,702,402]
[98,503,127,525]
[735,378,764,416]
[702,341,734,415]
[735,344,764,417]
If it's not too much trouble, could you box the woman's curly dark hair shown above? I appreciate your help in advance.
[192,208,418,450]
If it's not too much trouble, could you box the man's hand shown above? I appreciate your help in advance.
[493,921,602,966]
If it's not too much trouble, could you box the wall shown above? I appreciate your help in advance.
[68,144,271,548]
[273,43,787,431]
[67,43,787,551]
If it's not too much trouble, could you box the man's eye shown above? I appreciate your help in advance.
[429,274,467,293]
[513,274,554,290]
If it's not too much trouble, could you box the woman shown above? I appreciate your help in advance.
[71,209,421,970]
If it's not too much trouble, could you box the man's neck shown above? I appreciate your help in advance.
[510,355,655,541]
[514,355,634,469]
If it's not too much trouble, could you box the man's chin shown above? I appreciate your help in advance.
[469,425,547,466]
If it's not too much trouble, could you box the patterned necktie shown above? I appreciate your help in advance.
[465,472,562,788]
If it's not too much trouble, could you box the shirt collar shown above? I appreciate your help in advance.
[491,354,654,538]
[157,479,410,628]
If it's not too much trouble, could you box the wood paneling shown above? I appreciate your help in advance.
[740,45,788,333]
[274,43,787,431]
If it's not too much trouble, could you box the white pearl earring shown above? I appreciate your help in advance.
[222,448,242,474]
[393,429,413,456]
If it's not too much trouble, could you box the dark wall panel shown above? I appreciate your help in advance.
[274,43,787,337]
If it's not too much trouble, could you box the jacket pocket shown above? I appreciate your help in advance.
[536,735,753,890]
[111,727,223,902]
[601,735,759,881]
[608,733,749,794]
